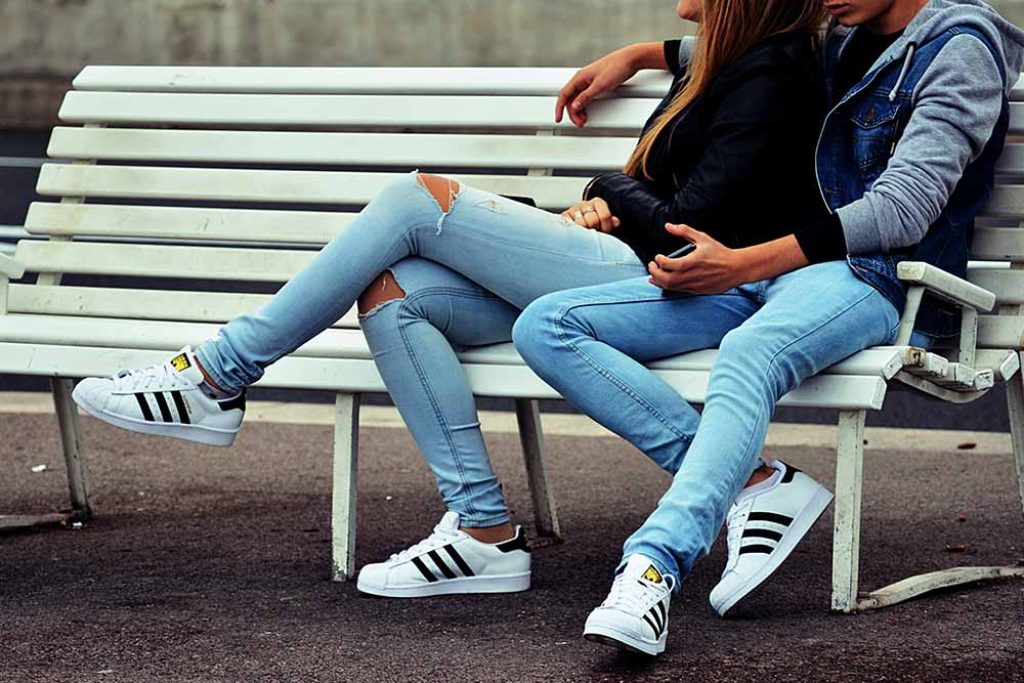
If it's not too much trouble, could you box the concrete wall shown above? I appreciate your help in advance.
[0,0,690,76]
[2,0,1022,127]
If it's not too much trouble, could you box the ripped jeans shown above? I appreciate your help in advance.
[196,172,647,526]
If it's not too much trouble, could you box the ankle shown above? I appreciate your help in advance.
[463,522,515,544]
[745,464,776,488]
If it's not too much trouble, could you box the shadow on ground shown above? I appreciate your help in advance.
[2,414,1022,682]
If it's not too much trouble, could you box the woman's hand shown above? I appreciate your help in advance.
[562,198,621,233]
[556,44,653,128]
[648,223,748,294]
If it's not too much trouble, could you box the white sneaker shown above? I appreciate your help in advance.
[583,555,674,656]
[709,461,833,616]
[356,512,531,598]
[72,346,245,447]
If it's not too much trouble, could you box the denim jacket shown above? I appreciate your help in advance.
[817,25,1010,337]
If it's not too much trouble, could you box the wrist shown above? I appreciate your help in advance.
[625,42,669,71]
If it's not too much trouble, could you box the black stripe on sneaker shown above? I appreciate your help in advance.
[153,392,173,423]
[643,613,661,637]
[219,392,246,412]
[134,393,155,422]
[739,544,775,555]
[655,600,667,625]
[648,605,664,634]
[743,528,783,542]
[747,511,793,526]
[171,391,191,425]
[427,550,457,580]
[781,464,800,483]
[443,545,475,577]
[496,528,530,554]
[411,556,438,583]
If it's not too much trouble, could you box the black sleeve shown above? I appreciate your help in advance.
[794,212,848,263]
[584,64,808,252]
[664,40,683,76]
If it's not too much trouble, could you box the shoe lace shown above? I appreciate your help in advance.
[603,571,674,613]
[390,522,460,564]
[111,363,188,393]
[725,504,745,560]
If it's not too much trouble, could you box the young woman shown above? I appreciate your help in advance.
[513,0,1022,658]
[72,0,831,603]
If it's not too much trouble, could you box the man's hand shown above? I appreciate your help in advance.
[556,42,667,128]
[648,224,746,294]
[562,197,621,232]
[649,224,811,293]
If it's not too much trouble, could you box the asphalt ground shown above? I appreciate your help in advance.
[2,411,1023,683]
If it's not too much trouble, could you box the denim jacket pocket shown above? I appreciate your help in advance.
[848,97,903,180]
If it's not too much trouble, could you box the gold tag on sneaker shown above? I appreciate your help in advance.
[170,353,192,372]
[642,566,663,584]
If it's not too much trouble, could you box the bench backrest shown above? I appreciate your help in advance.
[13,67,1024,352]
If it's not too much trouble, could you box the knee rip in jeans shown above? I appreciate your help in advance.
[415,173,462,235]
[358,270,407,318]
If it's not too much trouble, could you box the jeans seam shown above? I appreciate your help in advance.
[393,293,483,519]
[551,298,695,444]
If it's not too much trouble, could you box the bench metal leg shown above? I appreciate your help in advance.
[1008,353,1024,525]
[52,377,93,519]
[832,402,1024,613]
[831,409,865,613]
[331,392,360,582]
[514,399,562,542]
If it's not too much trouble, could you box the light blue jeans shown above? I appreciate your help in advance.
[511,262,903,586]
[196,173,648,526]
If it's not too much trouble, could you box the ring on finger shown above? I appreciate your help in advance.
[582,207,598,215]
[572,211,585,220]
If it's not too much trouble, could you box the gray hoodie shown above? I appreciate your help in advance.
[832,0,1024,255]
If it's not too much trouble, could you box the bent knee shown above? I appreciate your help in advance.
[512,297,562,353]
[358,271,406,315]
[416,173,461,212]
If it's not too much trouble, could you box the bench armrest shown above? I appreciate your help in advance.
[896,262,996,313]
[0,253,24,279]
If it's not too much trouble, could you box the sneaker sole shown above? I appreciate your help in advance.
[74,394,238,447]
[356,572,530,598]
[710,486,834,616]
[583,625,665,656]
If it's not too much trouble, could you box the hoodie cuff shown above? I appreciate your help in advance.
[794,212,848,263]
[663,40,682,76]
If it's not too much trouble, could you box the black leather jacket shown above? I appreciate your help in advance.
[585,30,828,264]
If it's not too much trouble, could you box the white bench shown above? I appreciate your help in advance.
[2,66,1022,611]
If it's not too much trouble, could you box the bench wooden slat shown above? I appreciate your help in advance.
[35,165,588,210]
[25,203,353,243]
[0,340,890,409]
[996,143,1024,175]
[16,241,316,281]
[46,127,636,171]
[71,66,676,98]
[58,92,660,132]
[978,315,1024,349]
[971,227,1024,261]
[978,186,1024,219]
[7,284,360,329]
[966,269,1024,304]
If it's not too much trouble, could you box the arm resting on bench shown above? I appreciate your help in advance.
[0,253,25,280]
[896,262,996,312]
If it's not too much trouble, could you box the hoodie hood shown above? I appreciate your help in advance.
[839,0,1024,94]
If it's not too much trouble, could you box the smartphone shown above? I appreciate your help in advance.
[667,242,696,258]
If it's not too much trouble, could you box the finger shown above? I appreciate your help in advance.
[612,217,621,229]
[583,209,602,230]
[594,203,615,233]
[664,222,703,242]
[556,75,587,123]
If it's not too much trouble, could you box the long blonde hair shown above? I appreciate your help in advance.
[623,0,825,180]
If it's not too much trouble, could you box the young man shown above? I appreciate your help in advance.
[519,0,1024,656]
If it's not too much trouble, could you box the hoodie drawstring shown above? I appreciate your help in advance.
[889,43,917,101]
